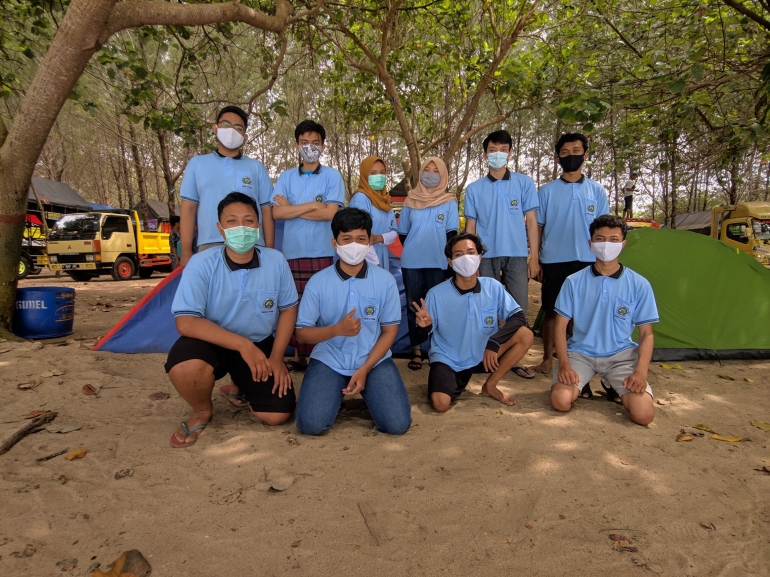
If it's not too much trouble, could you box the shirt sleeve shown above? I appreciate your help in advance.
[499,283,522,319]
[295,278,321,329]
[257,164,274,207]
[326,170,346,206]
[632,278,659,326]
[521,176,539,214]
[380,274,402,326]
[348,193,367,211]
[397,207,412,235]
[464,186,478,221]
[179,157,199,203]
[425,288,438,334]
[536,187,547,226]
[596,183,610,217]
[387,210,397,232]
[553,277,574,320]
[276,255,299,310]
[271,172,287,206]
[381,231,398,245]
[446,200,460,232]
[171,256,208,318]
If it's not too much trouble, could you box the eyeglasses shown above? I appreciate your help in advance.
[218,120,245,133]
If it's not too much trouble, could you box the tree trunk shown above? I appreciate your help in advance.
[157,129,177,218]
[128,122,150,229]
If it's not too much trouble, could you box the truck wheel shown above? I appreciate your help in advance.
[138,267,153,279]
[18,256,30,280]
[111,257,135,281]
[67,271,93,282]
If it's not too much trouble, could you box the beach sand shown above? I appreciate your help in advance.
[1,273,768,576]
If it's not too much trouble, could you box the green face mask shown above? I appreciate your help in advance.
[368,175,387,191]
[223,225,259,253]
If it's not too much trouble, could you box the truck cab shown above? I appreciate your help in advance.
[712,202,770,267]
[47,211,171,281]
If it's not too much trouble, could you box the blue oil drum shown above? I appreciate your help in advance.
[12,287,75,339]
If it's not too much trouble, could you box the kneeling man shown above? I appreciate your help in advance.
[550,214,658,425]
[166,192,298,447]
[414,233,534,412]
[294,208,411,435]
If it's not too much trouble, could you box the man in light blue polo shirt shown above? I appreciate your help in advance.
[294,208,411,436]
[551,215,658,425]
[179,105,274,266]
[165,193,298,448]
[534,132,610,377]
[413,233,535,412]
[272,119,346,368]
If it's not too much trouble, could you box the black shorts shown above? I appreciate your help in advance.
[623,195,633,211]
[428,361,486,401]
[541,261,592,313]
[164,336,295,413]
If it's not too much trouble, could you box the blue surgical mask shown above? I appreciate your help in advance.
[420,172,442,188]
[368,174,387,191]
[486,151,509,170]
[223,226,259,253]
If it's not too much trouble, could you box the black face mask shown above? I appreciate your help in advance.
[558,154,585,173]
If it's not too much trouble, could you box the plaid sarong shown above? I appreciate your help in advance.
[288,257,334,356]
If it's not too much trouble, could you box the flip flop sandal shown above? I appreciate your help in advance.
[600,379,622,404]
[579,383,594,399]
[219,384,249,408]
[285,360,307,372]
[512,365,536,379]
[170,421,207,448]
[408,353,423,371]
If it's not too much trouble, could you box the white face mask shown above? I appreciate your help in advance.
[451,254,481,277]
[216,127,244,150]
[590,241,624,262]
[336,242,369,266]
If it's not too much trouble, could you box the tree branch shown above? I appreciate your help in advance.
[722,0,770,31]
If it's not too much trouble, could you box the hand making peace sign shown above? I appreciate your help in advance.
[412,298,433,328]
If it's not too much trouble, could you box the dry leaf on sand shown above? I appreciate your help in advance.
[148,392,170,401]
[92,549,151,577]
[65,449,88,460]
[676,433,695,442]
[24,410,51,419]
[712,434,744,443]
[693,424,717,433]
[750,420,770,432]
[82,384,100,396]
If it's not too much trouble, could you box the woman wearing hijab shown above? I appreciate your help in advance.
[397,157,460,371]
[348,156,398,270]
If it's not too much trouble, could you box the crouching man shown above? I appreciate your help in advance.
[294,208,411,435]
[550,214,658,425]
[166,192,299,448]
[414,233,534,412]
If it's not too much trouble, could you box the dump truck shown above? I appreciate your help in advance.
[47,210,171,281]
[676,201,770,267]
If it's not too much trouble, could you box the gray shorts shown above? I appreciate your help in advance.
[551,347,653,398]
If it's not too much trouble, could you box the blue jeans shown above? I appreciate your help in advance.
[296,358,412,436]
[402,267,447,348]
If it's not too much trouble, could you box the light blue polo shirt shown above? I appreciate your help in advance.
[425,277,521,371]
[464,171,539,258]
[536,176,609,263]
[271,165,345,260]
[296,261,401,376]
[348,192,397,270]
[172,246,298,343]
[398,201,459,270]
[554,264,659,358]
[179,152,273,247]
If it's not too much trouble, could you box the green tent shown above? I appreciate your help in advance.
[619,227,770,360]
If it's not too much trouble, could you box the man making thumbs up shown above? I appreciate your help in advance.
[294,208,411,435]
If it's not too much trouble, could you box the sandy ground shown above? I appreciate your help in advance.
[1,272,769,577]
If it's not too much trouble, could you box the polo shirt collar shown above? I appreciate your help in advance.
[451,277,481,295]
[223,247,260,271]
[298,163,323,175]
[487,169,511,182]
[590,263,624,279]
[216,150,243,160]
[559,174,585,184]
[334,259,368,280]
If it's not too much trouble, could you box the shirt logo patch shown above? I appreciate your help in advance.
[587,204,595,213]
[484,315,495,327]
[364,305,376,318]
[315,195,323,203]
[616,306,628,317]
[510,199,519,207]
[437,213,445,221]
[242,176,252,185]
[263,298,275,311]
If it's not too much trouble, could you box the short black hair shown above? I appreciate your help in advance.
[332,207,372,238]
[170,216,180,226]
[295,119,326,143]
[217,105,248,130]
[482,130,513,152]
[444,233,487,258]
[590,214,627,239]
[217,192,259,220]
[555,133,589,155]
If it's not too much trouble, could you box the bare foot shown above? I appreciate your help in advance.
[532,358,553,374]
[481,382,517,406]
[171,410,211,446]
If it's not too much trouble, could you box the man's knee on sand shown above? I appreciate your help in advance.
[430,392,452,413]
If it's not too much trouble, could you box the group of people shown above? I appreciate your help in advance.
[165,105,659,448]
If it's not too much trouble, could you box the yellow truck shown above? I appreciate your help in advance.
[676,201,770,267]
[47,210,171,281]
